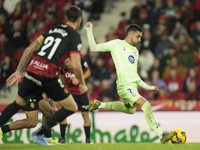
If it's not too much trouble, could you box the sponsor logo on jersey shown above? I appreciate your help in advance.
[49,28,68,37]
[30,60,48,70]
[65,72,76,78]
[128,55,135,64]
[77,44,82,51]
[25,72,42,86]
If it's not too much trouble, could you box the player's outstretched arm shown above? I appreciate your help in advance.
[6,39,42,87]
[84,22,105,52]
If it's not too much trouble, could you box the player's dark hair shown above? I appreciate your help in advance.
[66,6,82,22]
[126,24,143,36]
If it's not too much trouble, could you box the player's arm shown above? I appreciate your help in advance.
[72,58,91,85]
[83,68,91,80]
[6,35,44,87]
[17,35,44,74]
[137,77,159,91]
[84,22,105,52]
[70,53,88,93]
[70,53,84,84]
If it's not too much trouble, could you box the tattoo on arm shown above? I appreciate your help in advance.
[17,40,41,73]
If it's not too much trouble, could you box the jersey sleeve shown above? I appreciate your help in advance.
[81,57,89,72]
[103,40,117,52]
[69,31,82,54]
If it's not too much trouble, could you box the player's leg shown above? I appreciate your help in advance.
[39,99,60,145]
[134,97,174,144]
[0,95,28,127]
[90,84,137,113]
[30,77,77,145]
[0,73,41,127]
[74,93,92,143]
[58,119,67,143]
[39,99,53,142]
[0,110,38,137]
[90,100,136,114]
[33,94,77,136]
[81,111,92,143]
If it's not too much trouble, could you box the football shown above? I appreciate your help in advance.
[170,129,187,144]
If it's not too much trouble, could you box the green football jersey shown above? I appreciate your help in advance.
[103,39,141,87]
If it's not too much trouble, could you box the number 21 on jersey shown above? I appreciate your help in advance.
[38,36,61,60]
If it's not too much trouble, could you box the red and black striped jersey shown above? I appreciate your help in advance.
[27,24,82,78]
[60,57,89,95]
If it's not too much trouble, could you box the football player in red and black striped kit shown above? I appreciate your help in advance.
[58,57,92,144]
[0,6,87,145]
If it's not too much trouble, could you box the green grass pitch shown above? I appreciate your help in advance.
[1,143,200,150]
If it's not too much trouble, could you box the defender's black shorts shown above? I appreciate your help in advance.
[19,85,43,111]
[22,99,39,111]
[18,71,70,102]
[72,93,89,112]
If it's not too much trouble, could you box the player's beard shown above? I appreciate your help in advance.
[130,35,138,46]
[130,38,137,46]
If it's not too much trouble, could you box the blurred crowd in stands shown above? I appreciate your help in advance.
[0,0,200,103]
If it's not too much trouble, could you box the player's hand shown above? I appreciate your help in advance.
[72,78,79,85]
[150,86,159,92]
[6,71,22,88]
[79,83,88,94]
[84,22,92,29]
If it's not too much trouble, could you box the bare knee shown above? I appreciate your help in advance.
[81,111,91,126]
[42,108,53,118]
[25,119,38,128]
[39,101,54,118]
[81,112,89,120]
[71,105,78,112]
[57,95,78,112]
[141,101,152,112]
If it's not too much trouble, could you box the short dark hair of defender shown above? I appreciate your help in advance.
[126,24,143,36]
[66,5,82,22]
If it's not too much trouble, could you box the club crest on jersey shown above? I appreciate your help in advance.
[128,55,135,64]
[30,102,34,108]
[77,44,82,51]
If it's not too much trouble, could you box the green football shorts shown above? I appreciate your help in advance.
[117,82,141,106]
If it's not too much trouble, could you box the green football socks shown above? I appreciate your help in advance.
[100,102,136,114]
[141,101,163,138]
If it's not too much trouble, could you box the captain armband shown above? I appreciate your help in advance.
[36,35,44,45]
